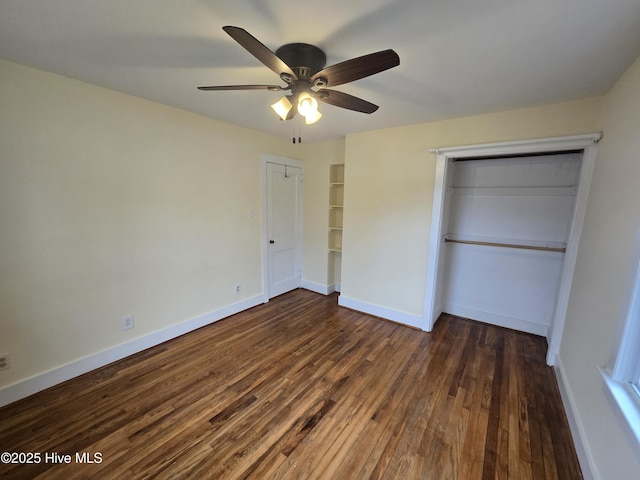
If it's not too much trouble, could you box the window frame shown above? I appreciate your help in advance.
[600,232,640,447]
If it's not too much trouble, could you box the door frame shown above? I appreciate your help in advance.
[422,133,601,365]
[261,153,304,300]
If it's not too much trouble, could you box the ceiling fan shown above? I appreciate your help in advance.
[198,26,400,125]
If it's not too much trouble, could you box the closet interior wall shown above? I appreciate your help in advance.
[441,152,583,336]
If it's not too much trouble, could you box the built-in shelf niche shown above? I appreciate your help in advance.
[329,205,343,231]
[329,229,343,252]
[329,183,344,208]
[329,164,344,292]
[330,163,344,184]
[328,164,345,253]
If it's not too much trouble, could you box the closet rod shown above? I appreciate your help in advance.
[444,238,566,253]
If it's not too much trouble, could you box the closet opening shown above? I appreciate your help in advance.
[442,150,582,337]
[423,134,601,365]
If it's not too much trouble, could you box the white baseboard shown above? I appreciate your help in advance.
[301,280,334,295]
[338,295,424,330]
[300,281,341,295]
[555,357,598,480]
[443,303,548,337]
[0,294,267,408]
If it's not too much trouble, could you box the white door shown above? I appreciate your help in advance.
[266,161,303,298]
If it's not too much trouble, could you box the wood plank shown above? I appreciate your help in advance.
[0,289,583,480]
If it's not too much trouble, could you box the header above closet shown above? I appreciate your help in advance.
[452,149,583,162]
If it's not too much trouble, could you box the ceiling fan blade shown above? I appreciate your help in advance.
[197,85,284,91]
[312,49,399,87]
[317,89,379,114]
[223,26,298,81]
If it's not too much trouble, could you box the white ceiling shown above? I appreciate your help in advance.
[1,0,640,143]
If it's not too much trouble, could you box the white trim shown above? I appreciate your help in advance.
[428,132,602,156]
[261,154,304,300]
[338,295,423,329]
[546,143,597,365]
[611,231,640,381]
[423,154,449,331]
[423,133,601,363]
[598,228,640,454]
[599,367,640,453]
[261,157,270,299]
[443,303,548,337]
[0,294,266,408]
[556,358,599,480]
[301,280,335,295]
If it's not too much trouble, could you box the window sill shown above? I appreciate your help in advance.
[599,366,640,448]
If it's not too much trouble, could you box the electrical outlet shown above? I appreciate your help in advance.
[235,283,241,294]
[122,314,134,330]
[0,353,10,371]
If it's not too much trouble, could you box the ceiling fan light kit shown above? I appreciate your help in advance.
[296,92,322,124]
[271,96,293,120]
[198,26,400,126]
[303,108,322,125]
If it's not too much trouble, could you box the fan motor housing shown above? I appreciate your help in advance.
[276,43,326,78]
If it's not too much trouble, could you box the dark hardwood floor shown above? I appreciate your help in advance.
[0,289,582,479]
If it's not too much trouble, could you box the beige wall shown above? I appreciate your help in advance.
[559,55,640,478]
[0,59,304,389]
[341,98,604,316]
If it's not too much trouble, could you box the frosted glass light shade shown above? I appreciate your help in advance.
[271,96,292,120]
[304,109,322,125]
[297,93,318,117]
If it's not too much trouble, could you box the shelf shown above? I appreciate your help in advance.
[329,204,343,208]
[329,248,342,253]
[329,227,343,231]
[449,186,577,197]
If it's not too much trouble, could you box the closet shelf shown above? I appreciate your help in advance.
[445,238,566,253]
[448,186,577,197]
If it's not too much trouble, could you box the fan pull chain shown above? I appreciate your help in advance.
[290,116,304,144]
